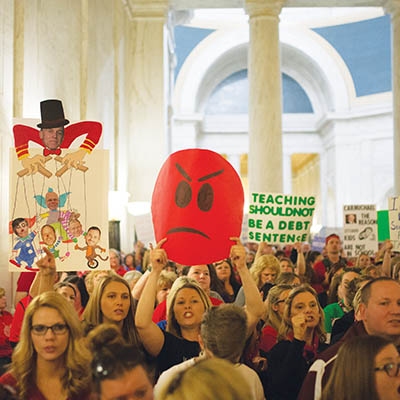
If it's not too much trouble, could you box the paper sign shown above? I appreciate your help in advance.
[247,193,315,244]
[9,111,109,272]
[388,197,400,251]
[377,210,390,242]
[151,149,244,265]
[342,204,378,257]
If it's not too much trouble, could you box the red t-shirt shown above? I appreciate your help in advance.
[259,324,278,353]
[0,311,13,358]
[113,265,127,277]
[0,372,91,400]
[9,296,32,344]
[16,272,36,292]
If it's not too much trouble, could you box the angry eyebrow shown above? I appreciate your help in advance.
[175,163,192,182]
[198,169,224,182]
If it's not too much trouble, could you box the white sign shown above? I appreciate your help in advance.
[342,204,377,257]
[388,197,400,251]
[248,192,316,244]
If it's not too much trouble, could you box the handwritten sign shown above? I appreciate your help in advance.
[342,204,377,257]
[248,193,315,244]
[388,197,400,251]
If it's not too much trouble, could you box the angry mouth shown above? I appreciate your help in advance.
[167,227,210,239]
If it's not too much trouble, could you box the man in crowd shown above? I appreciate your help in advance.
[298,277,400,400]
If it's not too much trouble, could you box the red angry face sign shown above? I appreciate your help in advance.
[151,149,244,265]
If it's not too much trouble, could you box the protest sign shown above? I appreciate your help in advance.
[388,196,400,251]
[248,192,315,244]
[342,204,377,257]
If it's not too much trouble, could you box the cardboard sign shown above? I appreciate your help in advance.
[388,197,400,251]
[248,193,315,244]
[151,149,244,265]
[9,110,109,272]
[342,204,378,257]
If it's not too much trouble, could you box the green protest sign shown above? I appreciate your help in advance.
[248,192,316,244]
[377,210,390,242]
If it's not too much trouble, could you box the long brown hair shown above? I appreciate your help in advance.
[321,335,392,400]
[82,274,140,347]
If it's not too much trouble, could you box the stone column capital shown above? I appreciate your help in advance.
[384,0,400,16]
[126,0,169,19]
[245,0,284,19]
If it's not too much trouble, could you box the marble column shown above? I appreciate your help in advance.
[246,0,284,195]
[124,0,169,203]
[385,0,400,195]
[16,0,83,118]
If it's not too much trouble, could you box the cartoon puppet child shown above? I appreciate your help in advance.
[40,224,68,261]
[9,217,39,269]
[75,226,108,268]
[35,188,71,240]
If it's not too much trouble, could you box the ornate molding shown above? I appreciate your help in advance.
[124,0,169,19]
[245,0,284,18]
[383,0,400,16]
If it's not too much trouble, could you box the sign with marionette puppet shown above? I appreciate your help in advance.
[9,99,110,272]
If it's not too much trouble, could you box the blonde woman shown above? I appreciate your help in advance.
[135,238,263,375]
[235,254,281,306]
[262,284,327,400]
[259,284,293,352]
[0,291,91,399]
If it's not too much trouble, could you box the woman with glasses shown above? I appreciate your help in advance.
[0,291,91,399]
[321,335,400,400]
[89,323,154,400]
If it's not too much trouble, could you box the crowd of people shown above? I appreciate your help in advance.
[0,234,400,399]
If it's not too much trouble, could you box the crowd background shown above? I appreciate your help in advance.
[1,234,400,399]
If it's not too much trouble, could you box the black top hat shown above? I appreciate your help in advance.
[37,99,70,129]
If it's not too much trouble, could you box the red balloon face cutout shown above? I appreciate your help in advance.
[151,149,244,265]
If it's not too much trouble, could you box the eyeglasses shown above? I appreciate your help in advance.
[31,323,68,336]
[374,362,400,377]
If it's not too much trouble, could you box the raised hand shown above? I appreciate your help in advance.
[229,237,246,270]
[149,238,168,273]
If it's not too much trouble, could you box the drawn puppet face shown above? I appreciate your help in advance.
[151,149,244,265]
[45,192,59,210]
[41,225,56,246]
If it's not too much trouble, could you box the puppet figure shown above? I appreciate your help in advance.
[75,226,108,268]
[9,217,39,269]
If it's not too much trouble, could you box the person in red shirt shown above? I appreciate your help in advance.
[0,288,13,375]
[109,248,128,277]
[311,234,351,308]
[0,291,92,399]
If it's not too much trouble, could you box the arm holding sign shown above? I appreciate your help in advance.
[380,240,393,277]
[135,239,168,357]
[294,242,306,277]
[231,237,264,337]
[255,242,273,261]
[29,248,58,298]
